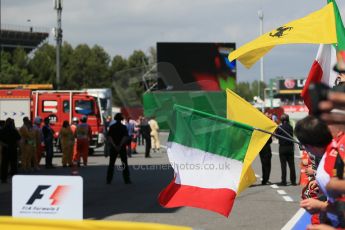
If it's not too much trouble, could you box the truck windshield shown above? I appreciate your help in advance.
[100,98,108,111]
[75,100,94,115]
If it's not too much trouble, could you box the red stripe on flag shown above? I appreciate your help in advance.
[301,60,323,111]
[158,179,236,217]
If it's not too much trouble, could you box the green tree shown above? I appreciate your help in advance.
[251,80,267,100]
[110,55,127,74]
[111,50,148,107]
[66,44,111,89]
[67,44,92,89]
[0,51,17,83]
[0,48,32,83]
[235,82,253,101]
[60,42,74,89]
[88,45,110,87]
[128,50,148,68]
[28,43,56,84]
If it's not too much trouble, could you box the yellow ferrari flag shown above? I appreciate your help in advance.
[229,2,336,68]
[226,89,278,193]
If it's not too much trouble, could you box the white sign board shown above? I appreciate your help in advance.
[12,175,83,220]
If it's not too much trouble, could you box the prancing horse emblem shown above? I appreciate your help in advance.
[269,26,293,38]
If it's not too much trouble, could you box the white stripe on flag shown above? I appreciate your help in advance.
[167,142,243,191]
[318,44,337,88]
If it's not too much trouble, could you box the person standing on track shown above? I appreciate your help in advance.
[149,116,160,152]
[276,114,296,186]
[60,120,74,167]
[75,116,92,167]
[106,113,131,184]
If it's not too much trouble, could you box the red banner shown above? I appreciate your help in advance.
[282,105,309,113]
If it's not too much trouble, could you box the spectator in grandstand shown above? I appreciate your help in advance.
[295,116,333,226]
[334,72,345,86]
[318,90,345,124]
[276,114,296,186]
[296,116,345,229]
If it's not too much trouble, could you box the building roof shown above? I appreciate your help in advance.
[0,24,49,53]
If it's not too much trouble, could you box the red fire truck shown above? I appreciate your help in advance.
[0,89,105,152]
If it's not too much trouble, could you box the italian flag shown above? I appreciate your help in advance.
[158,105,254,217]
[301,44,337,110]
[301,0,345,110]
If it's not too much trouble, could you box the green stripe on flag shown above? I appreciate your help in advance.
[168,105,254,161]
[328,0,345,50]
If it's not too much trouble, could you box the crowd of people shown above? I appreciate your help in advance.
[293,105,345,228]
[0,113,160,186]
[0,115,93,183]
[258,71,345,229]
[7,84,345,229]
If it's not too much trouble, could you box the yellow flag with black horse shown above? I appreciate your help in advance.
[229,2,337,68]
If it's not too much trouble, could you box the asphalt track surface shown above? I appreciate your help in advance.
[0,133,303,229]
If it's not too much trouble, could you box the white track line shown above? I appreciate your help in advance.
[277,190,287,195]
[282,196,294,202]
[281,208,306,230]
[271,184,279,189]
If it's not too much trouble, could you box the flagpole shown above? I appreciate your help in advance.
[253,127,301,146]
[258,10,264,111]
[277,126,294,140]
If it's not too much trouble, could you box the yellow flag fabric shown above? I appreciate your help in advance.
[229,2,336,68]
[226,89,278,193]
[0,217,192,230]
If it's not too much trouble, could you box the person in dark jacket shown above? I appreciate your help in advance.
[276,114,296,186]
[106,113,131,184]
[42,117,54,168]
[259,137,272,185]
[140,117,151,158]
[0,118,21,183]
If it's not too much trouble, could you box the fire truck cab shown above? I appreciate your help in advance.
[0,89,105,152]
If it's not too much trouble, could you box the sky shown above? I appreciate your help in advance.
[2,0,344,83]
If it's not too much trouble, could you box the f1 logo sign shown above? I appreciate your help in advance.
[26,185,69,205]
[13,175,82,219]
[26,185,50,205]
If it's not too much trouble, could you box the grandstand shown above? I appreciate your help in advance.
[0,24,49,53]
